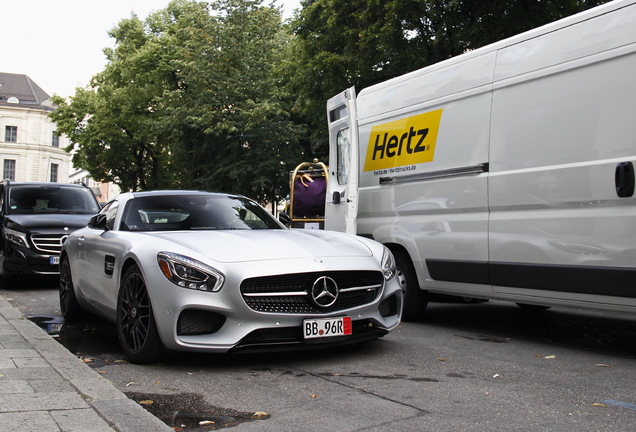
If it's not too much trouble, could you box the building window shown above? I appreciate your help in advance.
[50,163,59,183]
[5,126,17,143]
[3,160,16,181]
[52,132,60,148]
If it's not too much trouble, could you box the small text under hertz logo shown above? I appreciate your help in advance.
[364,109,443,172]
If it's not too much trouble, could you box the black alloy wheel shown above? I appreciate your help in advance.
[117,265,164,363]
[59,257,84,322]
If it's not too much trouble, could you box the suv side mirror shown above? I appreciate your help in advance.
[88,213,109,231]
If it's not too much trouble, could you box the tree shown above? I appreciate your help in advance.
[51,0,303,201]
[286,0,610,154]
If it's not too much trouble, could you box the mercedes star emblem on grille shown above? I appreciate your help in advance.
[311,276,339,308]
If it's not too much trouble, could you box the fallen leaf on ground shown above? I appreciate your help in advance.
[544,355,556,359]
[139,400,154,405]
[594,364,610,368]
[592,403,607,408]
[199,420,215,425]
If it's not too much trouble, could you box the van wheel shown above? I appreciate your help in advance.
[117,265,164,364]
[516,303,551,312]
[59,257,84,322]
[393,249,428,321]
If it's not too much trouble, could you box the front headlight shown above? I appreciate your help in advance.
[4,227,29,248]
[157,252,225,292]
[381,247,396,281]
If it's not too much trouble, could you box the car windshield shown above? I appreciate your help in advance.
[8,185,100,215]
[120,194,282,232]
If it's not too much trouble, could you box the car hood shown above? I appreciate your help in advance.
[150,229,373,263]
[5,214,94,230]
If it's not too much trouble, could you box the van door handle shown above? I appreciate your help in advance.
[616,162,635,197]
[332,191,341,204]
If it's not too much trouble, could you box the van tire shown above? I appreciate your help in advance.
[393,249,428,321]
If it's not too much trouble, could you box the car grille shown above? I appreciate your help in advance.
[240,271,384,314]
[31,234,68,254]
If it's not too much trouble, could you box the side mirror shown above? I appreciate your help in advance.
[87,213,109,231]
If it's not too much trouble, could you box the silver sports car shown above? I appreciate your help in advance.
[59,191,403,363]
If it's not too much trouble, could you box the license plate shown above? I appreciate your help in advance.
[50,256,60,265]
[303,317,352,339]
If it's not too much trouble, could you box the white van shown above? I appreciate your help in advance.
[324,0,636,320]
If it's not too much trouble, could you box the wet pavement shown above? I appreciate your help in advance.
[0,295,173,432]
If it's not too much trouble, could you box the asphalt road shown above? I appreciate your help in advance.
[2,277,636,431]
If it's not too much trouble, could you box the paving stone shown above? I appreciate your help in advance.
[51,408,115,432]
[0,379,33,394]
[14,357,50,368]
[0,411,60,432]
[0,348,39,359]
[0,392,88,412]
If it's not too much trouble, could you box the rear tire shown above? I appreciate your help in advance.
[393,249,428,321]
[116,265,164,364]
[59,257,84,322]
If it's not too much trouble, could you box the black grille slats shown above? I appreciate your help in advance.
[241,271,383,314]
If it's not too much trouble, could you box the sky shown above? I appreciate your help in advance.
[1,0,302,98]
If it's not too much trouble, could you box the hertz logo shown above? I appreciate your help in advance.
[363,109,443,172]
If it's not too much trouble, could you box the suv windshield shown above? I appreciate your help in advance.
[8,185,100,215]
[121,194,282,231]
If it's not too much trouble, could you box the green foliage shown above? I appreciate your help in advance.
[51,0,303,201]
[286,0,610,153]
[51,0,610,197]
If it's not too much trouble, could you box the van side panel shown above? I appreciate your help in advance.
[489,3,636,307]
[356,53,494,298]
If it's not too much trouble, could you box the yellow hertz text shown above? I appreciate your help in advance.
[363,109,443,172]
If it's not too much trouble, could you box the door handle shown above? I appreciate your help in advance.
[77,236,85,246]
[332,191,341,204]
[616,162,635,198]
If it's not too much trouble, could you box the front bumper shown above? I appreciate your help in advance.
[0,244,59,276]
[143,259,403,353]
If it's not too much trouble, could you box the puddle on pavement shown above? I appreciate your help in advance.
[126,391,270,430]
[27,314,123,363]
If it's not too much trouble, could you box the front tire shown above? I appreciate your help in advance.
[59,257,84,322]
[117,265,164,364]
[393,248,428,321]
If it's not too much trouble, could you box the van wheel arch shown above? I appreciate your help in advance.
[386,245,428,321]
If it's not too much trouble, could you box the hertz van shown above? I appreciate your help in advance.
[324,0,636,320]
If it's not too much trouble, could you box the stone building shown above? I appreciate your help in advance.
[0,72,71,183]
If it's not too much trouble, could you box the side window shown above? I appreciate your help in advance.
[336,128,351,185]
[102,201,119,230]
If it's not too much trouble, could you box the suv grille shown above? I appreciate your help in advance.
[241,271,383,314]
[31,234,67,254]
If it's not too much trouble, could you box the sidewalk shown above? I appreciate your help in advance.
[0,295,172,432]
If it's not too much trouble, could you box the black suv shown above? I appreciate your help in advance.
[0,181,101,277]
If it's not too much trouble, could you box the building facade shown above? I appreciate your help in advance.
[0,72,71,183]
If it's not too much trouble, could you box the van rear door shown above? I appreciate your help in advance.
[325,87,359,234]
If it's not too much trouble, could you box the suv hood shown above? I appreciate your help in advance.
[5,214,94,231]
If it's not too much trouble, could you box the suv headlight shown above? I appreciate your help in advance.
[381,247,396,281]
[157,252,225,292]
[4,228,29,248]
